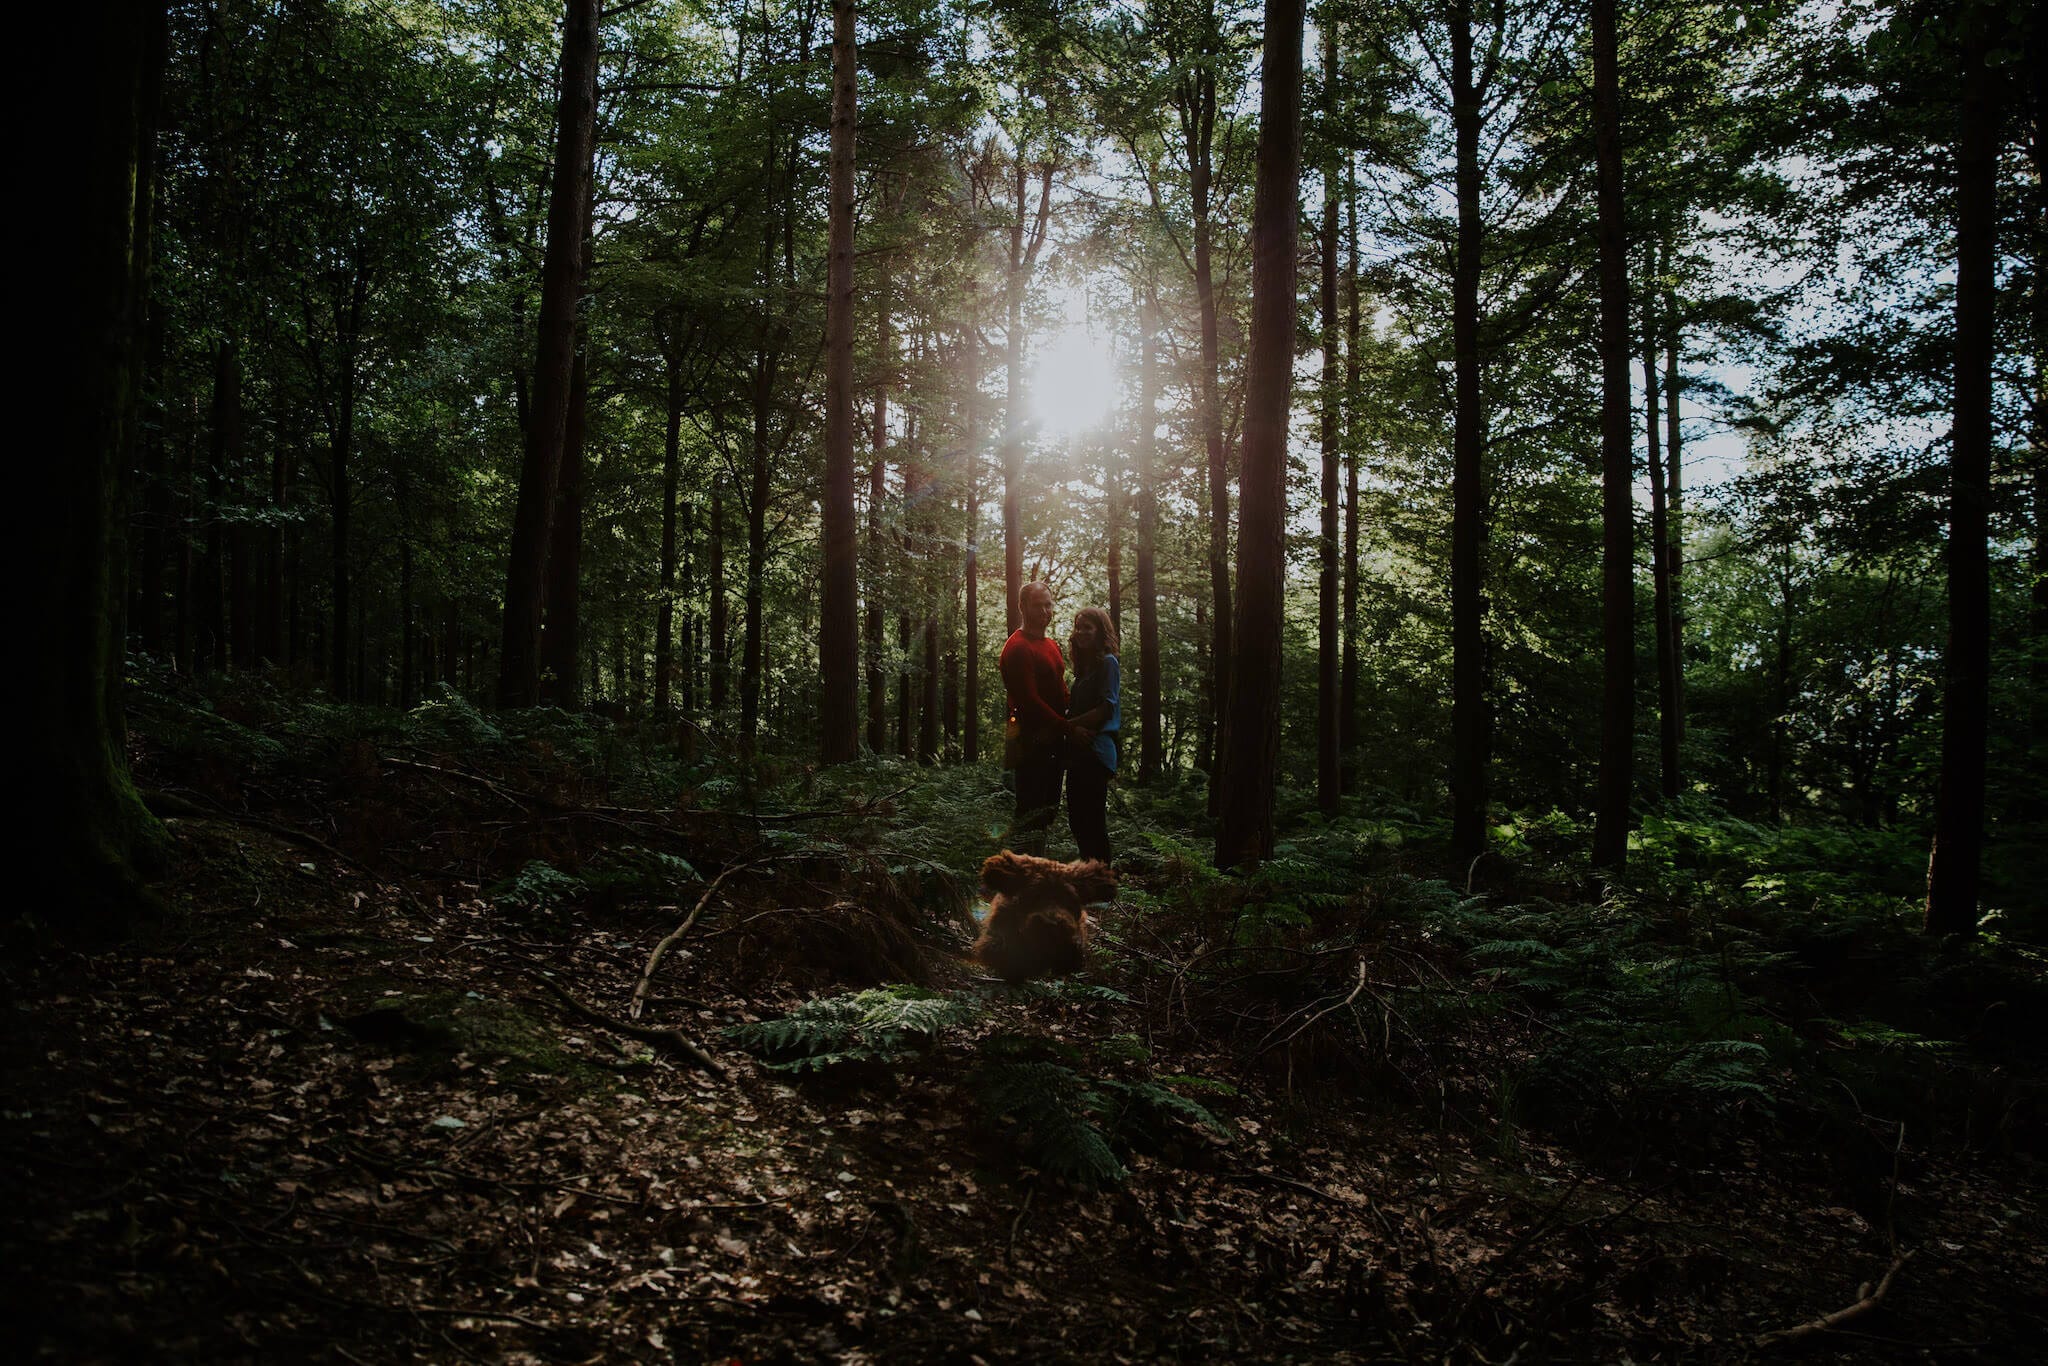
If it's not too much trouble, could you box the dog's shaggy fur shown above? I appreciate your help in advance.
[973,852,1117,983]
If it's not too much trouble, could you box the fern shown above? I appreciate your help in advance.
[971,1042,1236,1186]
[972,1061,1128,1186]
[492,860,586,909]
[1097,1078,1234,1140]
[724,985,984,1072]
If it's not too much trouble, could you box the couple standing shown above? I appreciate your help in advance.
[999,581,1122,864]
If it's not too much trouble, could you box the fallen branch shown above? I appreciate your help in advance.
[630,860,765,1019]
[1754,1250,1915,1349]
[518,968,726,1078]
[1254,960,1369,1056]
[142,787,430,902]
[381,756,543,810]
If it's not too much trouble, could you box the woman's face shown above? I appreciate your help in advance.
[1069,616,1099,658]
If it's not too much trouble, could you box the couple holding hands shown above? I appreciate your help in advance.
[1000,581,1122,865]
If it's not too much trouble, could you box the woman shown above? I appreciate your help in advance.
[1063,606,1121,865]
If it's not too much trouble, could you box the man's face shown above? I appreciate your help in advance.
[1022,587,1054,633]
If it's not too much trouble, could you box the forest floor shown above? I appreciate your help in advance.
[5,678,2046,1364]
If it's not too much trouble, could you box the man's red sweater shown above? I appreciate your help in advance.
[1000,630,1069,745]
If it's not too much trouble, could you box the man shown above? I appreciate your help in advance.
[999,582,1087,854]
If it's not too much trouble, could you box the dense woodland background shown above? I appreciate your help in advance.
[10,0,2046,1359]
[85,0,2040,930]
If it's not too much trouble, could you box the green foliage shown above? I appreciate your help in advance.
[723,986,985,1073]
[492,860,586,910]
[405,687,504,749]
[971,1043,1233,1187]
[581,846,699,902]
[972,1060,1130,1186]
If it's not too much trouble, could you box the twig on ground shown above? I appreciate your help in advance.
[1254,960,1369,1056]
[381,756,543,810]
[631,860,767,1019]
[519,968,727,1078]
[1753,1250,1916,1349]
[1218,1169,1361,1206]
[1008,1185,1035,1263]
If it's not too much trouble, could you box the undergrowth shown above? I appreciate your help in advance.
[131,662,2045,1185]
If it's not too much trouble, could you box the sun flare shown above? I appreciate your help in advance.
[1030,327,1120,437]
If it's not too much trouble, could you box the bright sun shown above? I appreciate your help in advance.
[1030,327,1120,437]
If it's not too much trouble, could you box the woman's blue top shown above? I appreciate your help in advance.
[1066,654,1121,773]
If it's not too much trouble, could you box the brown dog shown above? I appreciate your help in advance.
[973,852,1117,983]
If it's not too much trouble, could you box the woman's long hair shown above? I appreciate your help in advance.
[1071,606,1119,669]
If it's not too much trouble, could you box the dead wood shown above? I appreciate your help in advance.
[518,967,727,1078]
[1754,1250,1916,1348]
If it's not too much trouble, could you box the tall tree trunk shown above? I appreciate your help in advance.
[2030,52,2046,804]
[201,337,237,672]
[1317,18,1341,815]
[226,365,254,669]
[1590,0,1634,871]
[1341,153,1362,791]
[1107,456,1124,636]
[34,0,171,914]
[1187,51,1234,810]
[1004,164,1054,633]
[495,0,599,708]
[743,353,773,751]
[711,478,729,711]
[867,282,890,751]
[1137,290,1163,783]
[681,503,697,713]
[261,439,287,665]
[655,352,682,712]
[963,298,982,764]
[1925,9,1999,937]
[1663,286,1686,751]
[1645,262,1681,800]
[1215,0,1303,870]
[537,342,589,706]
[898,528,914,758]
[328,269,362,700]
[1448,1,1490,865]
[1769,566,1794,822]
[137,314,170,656]
[819,0,861,764]
[399,538,416,708]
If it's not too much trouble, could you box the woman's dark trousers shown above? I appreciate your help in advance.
[1067,756,1112,864]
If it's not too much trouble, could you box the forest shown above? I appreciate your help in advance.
[12,0,2044,1360]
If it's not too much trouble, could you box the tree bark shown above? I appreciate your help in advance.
[710,478,729,711]
[963,294,982,764]
[201,336,237,672]
[1184,41,1234,810]
[1215,0,1303,871]
[537,342,589,707]
[1004,163,1054,633]
[328,263,364,700]
[1341,152,1362,793]
[495,0,599,709]
[1590,0,1635,871]
[1448,1,1490,865]
[867,320,888,751]
[1663,288,1687,754]
[655,350,682,712]
[1925,8,1999,937]
[1137,290,1163,782]
[1645,262,1681,800]
[1317,19,1341,815]
[1107,455,1124,637]
[33,0,171,915]
[820,0,861,764]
